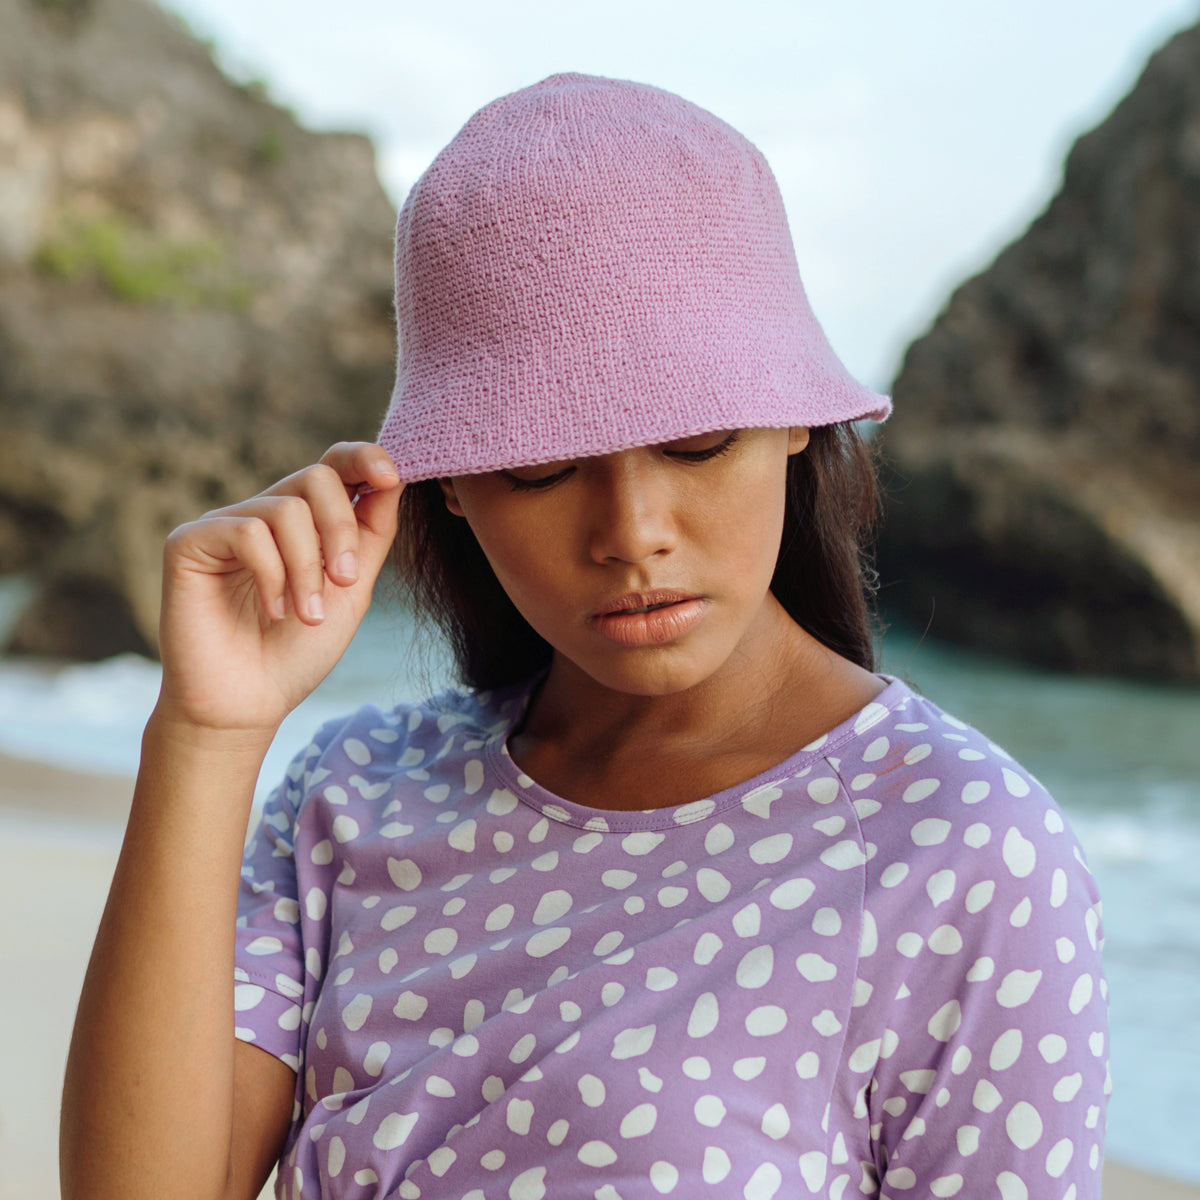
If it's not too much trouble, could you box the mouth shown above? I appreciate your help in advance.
[594,590,699,618]
[590,590,708,647]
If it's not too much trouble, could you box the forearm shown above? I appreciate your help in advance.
[60,712,275,1200]
[60,441,400,1195]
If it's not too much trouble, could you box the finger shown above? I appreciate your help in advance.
[318,442,402,495]
[231,519,290,621]
[352,481,405,579]
[286,465,367,586]
[255,464,364,587]
[167,516,289,621]
[199,449,401,598]
[235,495,328,624]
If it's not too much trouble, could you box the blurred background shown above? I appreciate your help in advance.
[1,0,1198,1196]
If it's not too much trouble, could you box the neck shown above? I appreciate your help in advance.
[509,597,884,810]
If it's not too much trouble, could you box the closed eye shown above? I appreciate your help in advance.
[500,430,740,489]
[663,430,741,462]
[501,465,576,491]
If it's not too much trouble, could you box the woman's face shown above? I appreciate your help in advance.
[439,426,809,698]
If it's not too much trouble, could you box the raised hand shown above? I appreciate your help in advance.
[155,441,404,737]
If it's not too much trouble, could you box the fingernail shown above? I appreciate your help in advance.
[307,594,324,621]
[335,551,358,580]
[271,595,287,620]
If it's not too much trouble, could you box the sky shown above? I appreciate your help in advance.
[162,0,1200,391]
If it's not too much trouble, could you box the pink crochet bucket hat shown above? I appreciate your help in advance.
[378,73,889,481]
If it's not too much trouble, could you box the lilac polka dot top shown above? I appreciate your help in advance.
[234,677,1108,1199]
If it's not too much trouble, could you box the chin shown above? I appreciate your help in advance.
[565,647,727,699]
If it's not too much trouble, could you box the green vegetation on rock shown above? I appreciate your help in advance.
[35,214,253,308]
[28,0,91,11]
[254,130,287,166]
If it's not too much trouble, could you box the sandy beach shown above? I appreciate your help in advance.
[1,749,1193,1200]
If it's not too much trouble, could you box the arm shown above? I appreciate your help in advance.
[856,791,1108,1198]
[60,443,403,1200]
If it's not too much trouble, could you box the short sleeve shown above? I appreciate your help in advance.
[850,779,1109,1198]
[232,734,327,1073]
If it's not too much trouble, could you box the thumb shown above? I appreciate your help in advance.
[354,482,404,578]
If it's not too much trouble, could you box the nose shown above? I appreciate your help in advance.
[586,451,678,565]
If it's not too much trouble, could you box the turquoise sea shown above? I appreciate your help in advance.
[0,579,1197,1183]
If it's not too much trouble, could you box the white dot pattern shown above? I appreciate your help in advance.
[234,678,1107,1197]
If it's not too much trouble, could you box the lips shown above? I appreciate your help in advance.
[590,590,707,647]
[593,589,699,617]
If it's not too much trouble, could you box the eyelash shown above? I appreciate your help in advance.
[503,467,574,492]
[502,431,741,491]
[667,430,741,462]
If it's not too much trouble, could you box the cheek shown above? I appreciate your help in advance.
[469,520,533,582]
[462,509,567,617]
[711,471,789,575]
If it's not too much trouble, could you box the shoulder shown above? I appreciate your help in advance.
[822,678,1104,993]
[270,683,531,818]
[822,677,1044,802]
[826,680,1080,876]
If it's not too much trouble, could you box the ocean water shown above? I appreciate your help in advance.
[0,578,1196,1182]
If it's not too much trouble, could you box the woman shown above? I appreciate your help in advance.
[62,74,1108,1199]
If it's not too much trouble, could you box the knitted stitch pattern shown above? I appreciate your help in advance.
[379,73,890,481]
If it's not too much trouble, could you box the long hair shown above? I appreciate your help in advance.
[393,423,882,689]
[772,423,881,671]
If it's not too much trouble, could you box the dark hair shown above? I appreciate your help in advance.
[393,423,882,689]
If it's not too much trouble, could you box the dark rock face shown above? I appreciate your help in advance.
[878,20,1200,682]
[0,0,398,658]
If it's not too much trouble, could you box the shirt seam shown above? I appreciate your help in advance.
[824,753,888,1182]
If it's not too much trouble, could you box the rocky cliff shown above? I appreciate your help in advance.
[878,20,1200,683]
[0,0,397,658]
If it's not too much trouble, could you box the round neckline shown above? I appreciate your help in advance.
[482,674,907,833]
